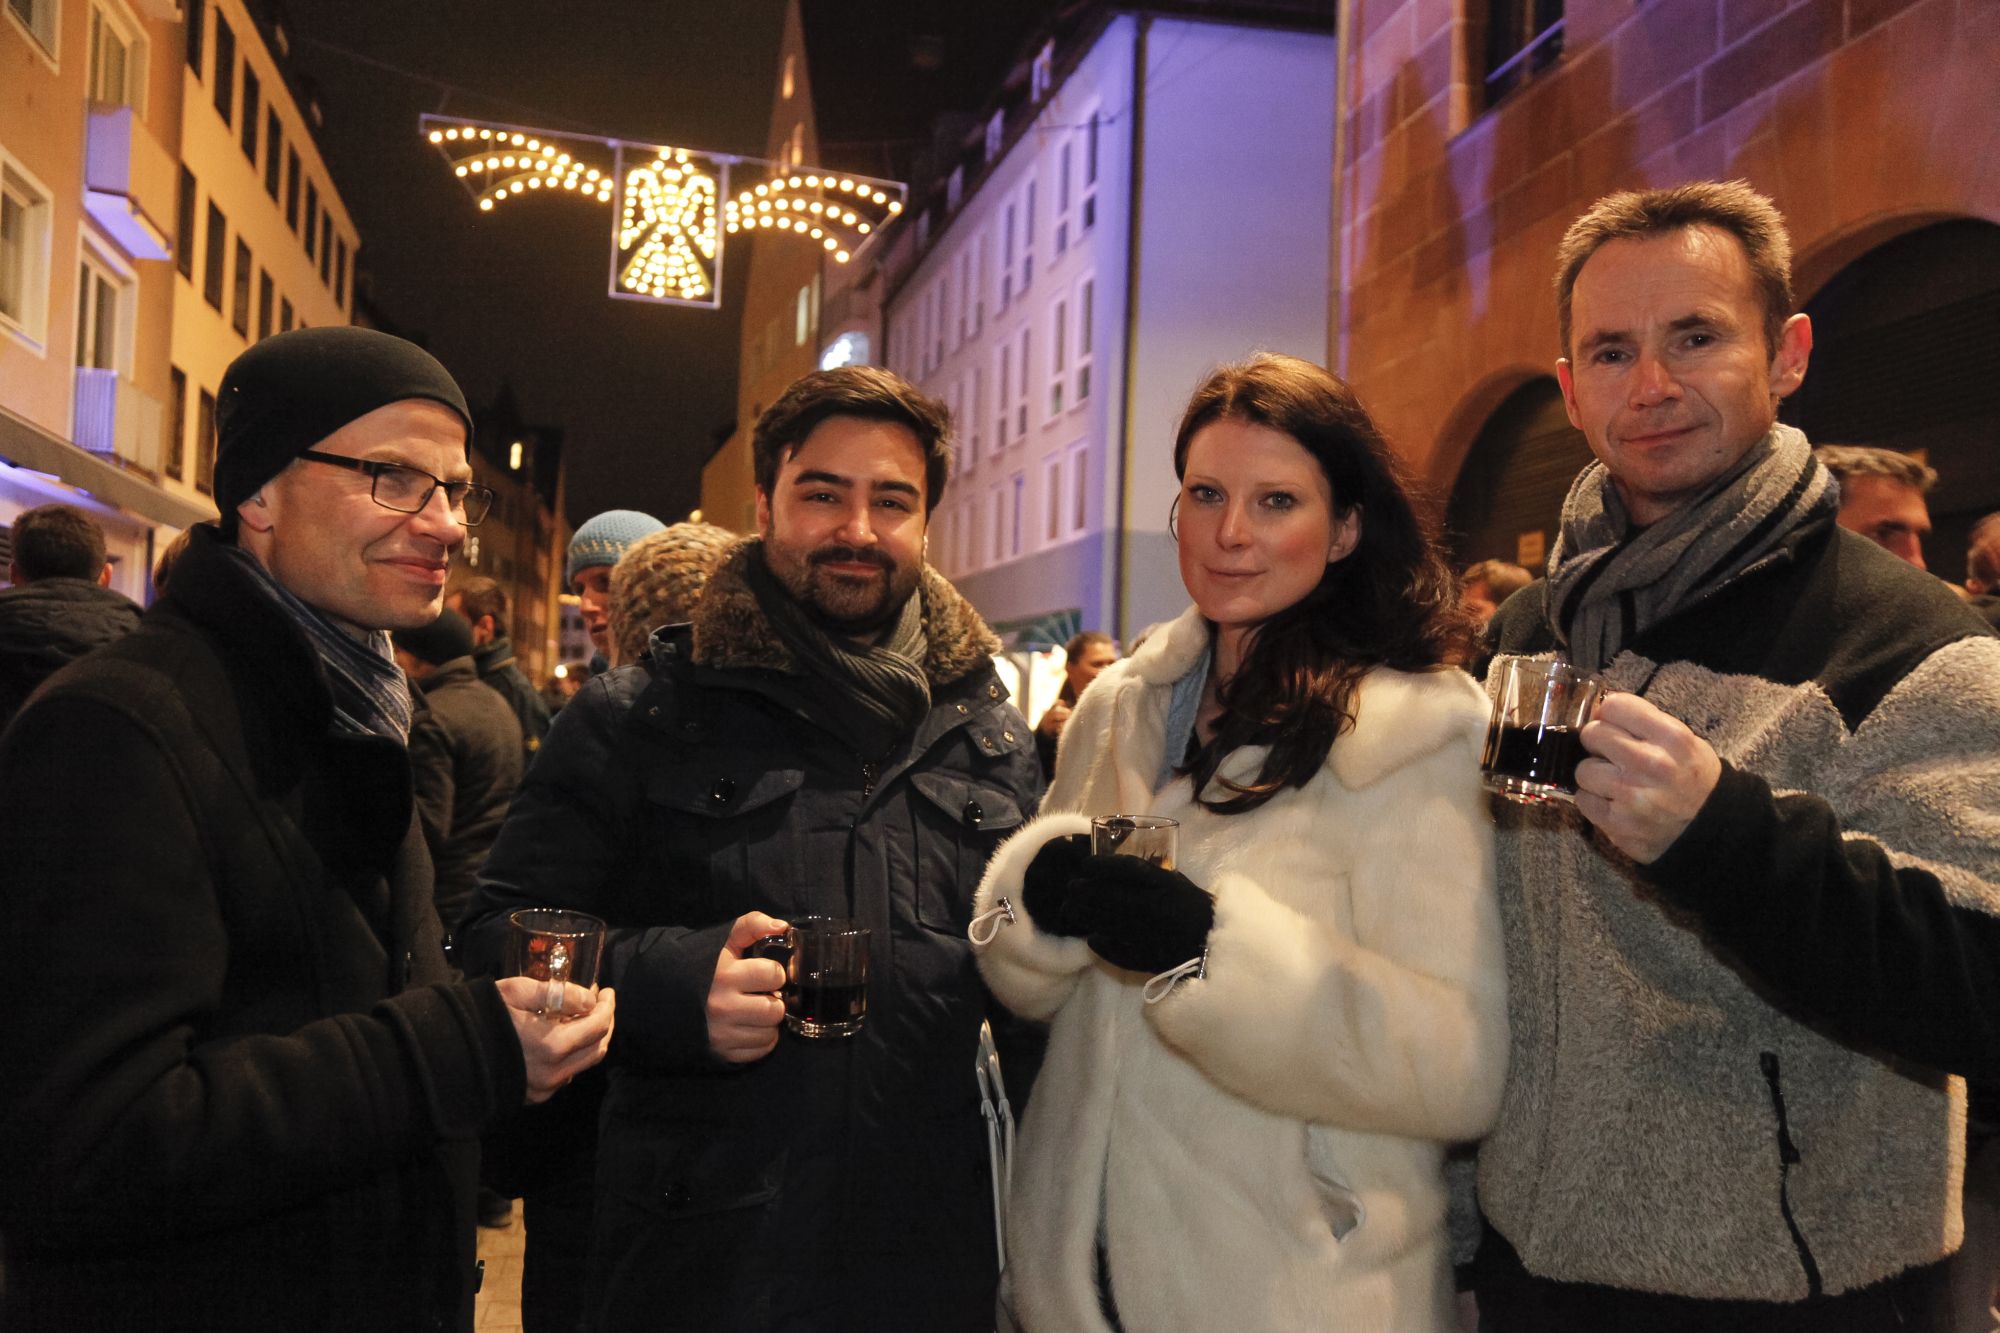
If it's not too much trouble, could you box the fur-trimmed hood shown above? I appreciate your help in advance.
[689,537,1001,687]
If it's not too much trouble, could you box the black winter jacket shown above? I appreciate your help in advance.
[0,575,141,729]
[409,654,526,929]
[470,635,551,766]
[462,543,1043,1333]
[0,525,526,1332]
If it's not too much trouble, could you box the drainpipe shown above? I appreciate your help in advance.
[1328,0,1355,373]
[1113,14,1150,645]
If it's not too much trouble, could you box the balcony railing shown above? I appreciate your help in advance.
[73,367,165,475]
[83,102,174,262]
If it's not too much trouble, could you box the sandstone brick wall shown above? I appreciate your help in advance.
[1335,0,2000,494]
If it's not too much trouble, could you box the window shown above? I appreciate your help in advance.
[971,232,985,335]
[1082,108,1101,232]
[932,277,946,367]
[956,250,970,346]
[1020,180,1036,294]
[239,68,259,161]
[968,367,983,464]
[1074,277,1095,405]
[6,0,57,55]
[231,238,250,336]
[788,122,804,167]
[989,485,1005,565]
[185,0,202,73]
[284,149,300,232]
[1069,441,1089,534]
[334,238,347,308]
[984,110,1004,163]
[782,53,795,100]
[946,166,962,213]
[211,14,234,126]
[1010,472,1025,557]
[166,364,185,480]
[995,342,1010,450]
[263,111,281,197]
[202,201,226,310]
[279,296,293,332]
[88,2,146,111]
[1055,142,1072,258]
[1000,204,1015,309]
[795,283,810,346]
[1,161,52,343]
[195,387,216,494]
[966,498,982,572]
[303,182,317,257]
[318,213,331,284]
[1015,325,1032,439]
[1045,457,1063,542]
[1484,0,1564,106]
[256,268,272,340]
[1031,41,1053,101]
[1048,298,1068,418]
[174,167,196,280]
[75,250,129,373]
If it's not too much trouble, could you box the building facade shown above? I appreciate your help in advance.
[2,0,206,596]
[460,385,570,682]
[883,10,1337,645]
[1334,0,2000,577]
[170,0,357,512]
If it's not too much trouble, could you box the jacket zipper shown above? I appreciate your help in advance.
[860,760,878,799]
[1760,1050,1824,1298]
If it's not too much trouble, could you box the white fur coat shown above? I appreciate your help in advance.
[974,607,1507,1332]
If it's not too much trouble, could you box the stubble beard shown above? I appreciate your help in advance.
[770,542,920,637]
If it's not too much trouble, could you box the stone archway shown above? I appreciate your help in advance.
[1442,375,1593,572]
[1783,218,2000,583]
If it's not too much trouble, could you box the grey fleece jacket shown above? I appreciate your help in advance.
[1477,520,2000,1303]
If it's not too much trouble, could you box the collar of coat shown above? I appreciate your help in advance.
[1114,605,1489,792]
[690,537,1002,689]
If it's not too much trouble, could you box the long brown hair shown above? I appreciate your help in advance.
[1174,354,1463,814]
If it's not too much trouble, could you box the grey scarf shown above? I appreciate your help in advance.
[745,549,931,759]
[218,544,413,741]
[1545,422,1839,671]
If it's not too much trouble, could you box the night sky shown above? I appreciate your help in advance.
[286,1,1063,527]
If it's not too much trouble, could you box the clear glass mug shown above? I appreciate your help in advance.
[1481,658,1606,804]
[505,908,606,1019]
[1090,815,1178,869]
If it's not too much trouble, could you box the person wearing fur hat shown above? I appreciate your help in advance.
[462,366,1043,1332]
[0,326,614,1331]
[972,353,1505,1332]
[606,520,735,668]
[567,508,665,668]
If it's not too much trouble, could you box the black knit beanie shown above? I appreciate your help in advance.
[392,607,475,666]
[214,327,472,531]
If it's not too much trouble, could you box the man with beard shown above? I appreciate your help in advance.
[461,366,1043,1332]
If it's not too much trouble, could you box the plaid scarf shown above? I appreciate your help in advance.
[1545,422,1839,671]
[219,544,413,741]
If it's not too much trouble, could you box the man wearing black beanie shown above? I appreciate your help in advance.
[0,327,615,1332]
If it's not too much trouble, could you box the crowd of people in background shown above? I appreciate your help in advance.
[1,179,1997,1333]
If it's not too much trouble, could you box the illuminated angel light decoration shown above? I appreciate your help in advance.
[421,113,907,310]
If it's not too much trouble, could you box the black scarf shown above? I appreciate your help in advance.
[744,548,931,759]
[1544,422,1838,671]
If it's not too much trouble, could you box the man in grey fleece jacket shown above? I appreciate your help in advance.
[1473,180,2000,1332]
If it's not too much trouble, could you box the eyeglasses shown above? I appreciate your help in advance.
[297,450,496,526]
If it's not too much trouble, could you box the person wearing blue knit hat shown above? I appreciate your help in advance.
[567,509,664,668]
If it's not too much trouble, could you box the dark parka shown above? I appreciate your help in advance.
[408,653,526,930]
[0,574,142,729]
[470,634,552,766]
[462,542,1043,1333]
[0,525,526,1333]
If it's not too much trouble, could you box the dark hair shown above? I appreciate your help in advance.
[450,575,509,629]
[1555,179,1794,359]
[11,504,108,582]
[152,528,193,594]
[1173,354,1463,815]
[1064,630,1114,665]
[1813,444,1937,494]
[752,367,954,512]
[1462,558,1534,601]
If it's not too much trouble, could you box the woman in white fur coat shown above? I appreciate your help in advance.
[971,354,1507,1332]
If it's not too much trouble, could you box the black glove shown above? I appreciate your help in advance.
[1064,854,1215,975]
[1019,833,1094,936]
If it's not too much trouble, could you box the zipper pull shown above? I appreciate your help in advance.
[860,760,878,798]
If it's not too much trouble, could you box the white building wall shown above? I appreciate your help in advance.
[888,13,1333,645]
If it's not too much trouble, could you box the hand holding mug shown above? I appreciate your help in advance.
[500,979,615,1104]
[1573,692,1722,864]
[708,911,790,1063]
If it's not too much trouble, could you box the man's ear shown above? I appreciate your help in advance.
[97,562,113,588]
[236,491,274,535]
[754,487,773,539]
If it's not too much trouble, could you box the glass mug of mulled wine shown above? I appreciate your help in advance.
[753,917,872,1039]
[506,908,607,1020]
[1091,815,1178,869]
[1481,658,1607,804]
